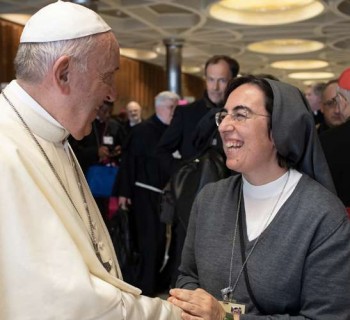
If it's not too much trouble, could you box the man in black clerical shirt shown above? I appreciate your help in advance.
[156,55,239,288]
[117,91,180,296]
[157,55,239,177]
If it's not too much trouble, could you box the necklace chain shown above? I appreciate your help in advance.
[222,171,290,302]
[1,91,112,272]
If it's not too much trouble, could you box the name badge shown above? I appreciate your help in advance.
[103,136,114,145]
[219,301,246,314]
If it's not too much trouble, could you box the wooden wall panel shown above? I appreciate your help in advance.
[114,56,167,118]
[0,18,205,118]
[0,20,22,83]
[183,73,205,101]
[114,57,205,118]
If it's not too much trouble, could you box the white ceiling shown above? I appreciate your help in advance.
[1,0,350,88]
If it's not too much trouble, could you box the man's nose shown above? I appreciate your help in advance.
[106,85,117,102]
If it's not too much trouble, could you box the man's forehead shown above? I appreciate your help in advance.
[324,83,337,95]
[128,105,140,111]
[206,61,230,73]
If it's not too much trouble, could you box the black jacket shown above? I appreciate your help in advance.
[320,120,350,206]
[117,114,169,198]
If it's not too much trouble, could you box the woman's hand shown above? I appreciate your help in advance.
[168,288,225,320]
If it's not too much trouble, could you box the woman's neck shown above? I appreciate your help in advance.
[243,165,288,186]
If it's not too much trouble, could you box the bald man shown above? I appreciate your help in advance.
[126,100,142,129]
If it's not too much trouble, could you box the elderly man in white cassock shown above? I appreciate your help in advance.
[0,1,181,319]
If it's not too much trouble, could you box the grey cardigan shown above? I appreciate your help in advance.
[177,174,350,320]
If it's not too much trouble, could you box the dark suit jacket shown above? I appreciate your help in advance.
[320,120,350,206]
[117,114,169,198]
[313,110,324,126]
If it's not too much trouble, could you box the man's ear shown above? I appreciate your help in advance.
[53,56,71,94]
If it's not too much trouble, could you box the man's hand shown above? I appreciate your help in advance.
[118,196,131,210]
[168,288,225,320]
[98,146,110,160]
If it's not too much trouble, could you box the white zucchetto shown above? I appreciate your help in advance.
[20,0,111,43]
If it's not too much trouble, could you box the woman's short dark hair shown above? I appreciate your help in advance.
[224,75,293,169]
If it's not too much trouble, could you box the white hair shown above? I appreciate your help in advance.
[155,91,180,107]
[337,86,350,103]
[14,34,99,83]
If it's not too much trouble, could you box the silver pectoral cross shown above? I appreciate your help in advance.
[94,243,112,272]
[221,286,236,303]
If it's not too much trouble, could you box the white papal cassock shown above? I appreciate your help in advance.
[0,80,181,320]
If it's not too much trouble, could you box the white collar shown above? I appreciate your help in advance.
[12,80,64,129]
[3,80,70,143]
[243,171,290,200]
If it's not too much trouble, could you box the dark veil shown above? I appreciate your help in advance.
[265,78,335,193]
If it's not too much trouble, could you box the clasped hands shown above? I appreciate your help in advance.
[168,288,226,320]
[98,145,121,161]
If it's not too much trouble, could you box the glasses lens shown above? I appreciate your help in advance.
[215,111,227,126]
[324,97,337,109]
[232,108,249,122]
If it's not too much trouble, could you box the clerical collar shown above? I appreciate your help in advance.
[4,81,70,142]
[12,80,67,131]
[242,171,289,200]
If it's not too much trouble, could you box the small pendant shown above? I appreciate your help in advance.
[221,286,235,303]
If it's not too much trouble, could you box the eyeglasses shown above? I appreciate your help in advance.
[322,96,338,109]
[215,105,270,126]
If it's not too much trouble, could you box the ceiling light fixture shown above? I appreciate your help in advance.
[120,48,158,60]
[209,0,324,25]
[288,71,334,80]
[0,13,31,25]
[247,39,324,54]
[182,66,202,74]
[303,80,319,85]
[271,59,328,70]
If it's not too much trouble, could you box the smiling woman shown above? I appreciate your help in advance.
[218,79,281,181]
[168,75,350,320]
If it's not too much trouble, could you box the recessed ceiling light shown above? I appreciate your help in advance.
[248,39,324,54]
[288,71,334,79]
[303,80,320,85]
[120,48,157,60]
[271,59,328,69]
[182,66,201,74]
[0,13,31,25]
[209,0,324,25]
